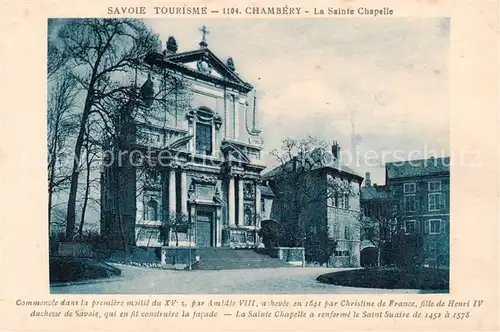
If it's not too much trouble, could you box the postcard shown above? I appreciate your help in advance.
[0,0,498,331]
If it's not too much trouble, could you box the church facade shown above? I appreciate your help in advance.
[100,28,267,249]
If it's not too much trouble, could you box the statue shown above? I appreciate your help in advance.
[226,57,235,71]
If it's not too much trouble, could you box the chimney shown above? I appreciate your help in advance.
[332,141,341,159]
[365,172,371,186]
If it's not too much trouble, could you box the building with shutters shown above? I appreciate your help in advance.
[360,157,450,267]
[263,142,364,268]
[386,157,450,267]
[100,27,270,249]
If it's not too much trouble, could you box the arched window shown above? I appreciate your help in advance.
[195,107,216,155]
[187,107,222,156]
[196,122,212,155]
[146,199,159,221]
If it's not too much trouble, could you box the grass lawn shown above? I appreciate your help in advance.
[317,267,449,290]
[50,256,121,284]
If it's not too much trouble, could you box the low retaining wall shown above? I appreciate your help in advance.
[257,247,305,266]
[161,247,198,270]
[53,242,96,258]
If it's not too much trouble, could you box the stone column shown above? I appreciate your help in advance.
[186,111,195,153]
[255,183,261,227]
[168,168,176,214]
[180,171,188,215]
[238,177,244,226]
[224,93,229,139]
[216,208,222,247]
[234,97,239,139]
[228,176,236,227]
[212,125,216,157]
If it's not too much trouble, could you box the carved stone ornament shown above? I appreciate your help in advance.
[197,56,212,75]
[213,185,223,204]
[145,169,160,187]
[168,160,185,171]
[188,183,196,202]
[248,136,264,146]
[192,175,218,185]
[214,115,223,130]
[226,57,235,71]
[243,182,256,200]
[185,110,196,123]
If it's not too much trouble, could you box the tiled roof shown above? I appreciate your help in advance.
[386,157,450,180]
[262,148,363,181]
[260,185,275,197]
[360,185,389,201]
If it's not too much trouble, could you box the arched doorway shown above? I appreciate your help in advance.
[360,240,378,267]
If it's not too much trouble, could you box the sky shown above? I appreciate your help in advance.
[146,18,450,185]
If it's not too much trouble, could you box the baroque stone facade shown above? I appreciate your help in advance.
[101,30,266,249]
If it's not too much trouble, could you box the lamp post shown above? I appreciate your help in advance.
[188,228,192,270]
[188,212,192,270]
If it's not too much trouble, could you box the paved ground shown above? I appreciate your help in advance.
[51,264,435,294]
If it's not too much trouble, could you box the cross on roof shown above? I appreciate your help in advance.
[199,25,209,43]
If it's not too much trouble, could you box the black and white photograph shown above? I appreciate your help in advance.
[47,18,451,294]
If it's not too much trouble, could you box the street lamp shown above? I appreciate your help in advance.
[188,228,192,270]
[188,212,192,270]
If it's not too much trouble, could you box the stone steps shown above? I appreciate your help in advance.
[195,248,293,270]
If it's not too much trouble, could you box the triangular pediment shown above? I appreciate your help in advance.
[165,49,252,89]
[221,142,251,164]
[183,61,225,79]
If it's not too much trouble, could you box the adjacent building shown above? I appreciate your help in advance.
[360,157,450,267]
[386,157,450,267]
[101,28,267,249]
[359,177,391,266]
[263,142,364,267]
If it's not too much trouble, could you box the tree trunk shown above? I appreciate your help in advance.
[48,187,54,233]
[116,166,128,253]
[78,148,92,240]
[47,106,62,232]
[377,246,381,266]
[65,85,95,241]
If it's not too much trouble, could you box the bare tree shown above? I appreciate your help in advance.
[269,136,357,248]
[77,121,101,240]
[360,193,425,267]
[52,18,163,240]
[47,71,78,227]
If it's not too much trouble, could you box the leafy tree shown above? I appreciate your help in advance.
[267,136,359,267]
[360,191,425,267]
[306,226,337,266]
[161,212,194,247]
[258,219,283,248]
[268,136,327,247]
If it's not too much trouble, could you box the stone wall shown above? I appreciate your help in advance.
[327,207,361,268]
[161,247,198,269]
[53,242,96,258]
[257,247,305,266]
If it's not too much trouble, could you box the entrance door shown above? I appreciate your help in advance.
[196,211,213,247]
